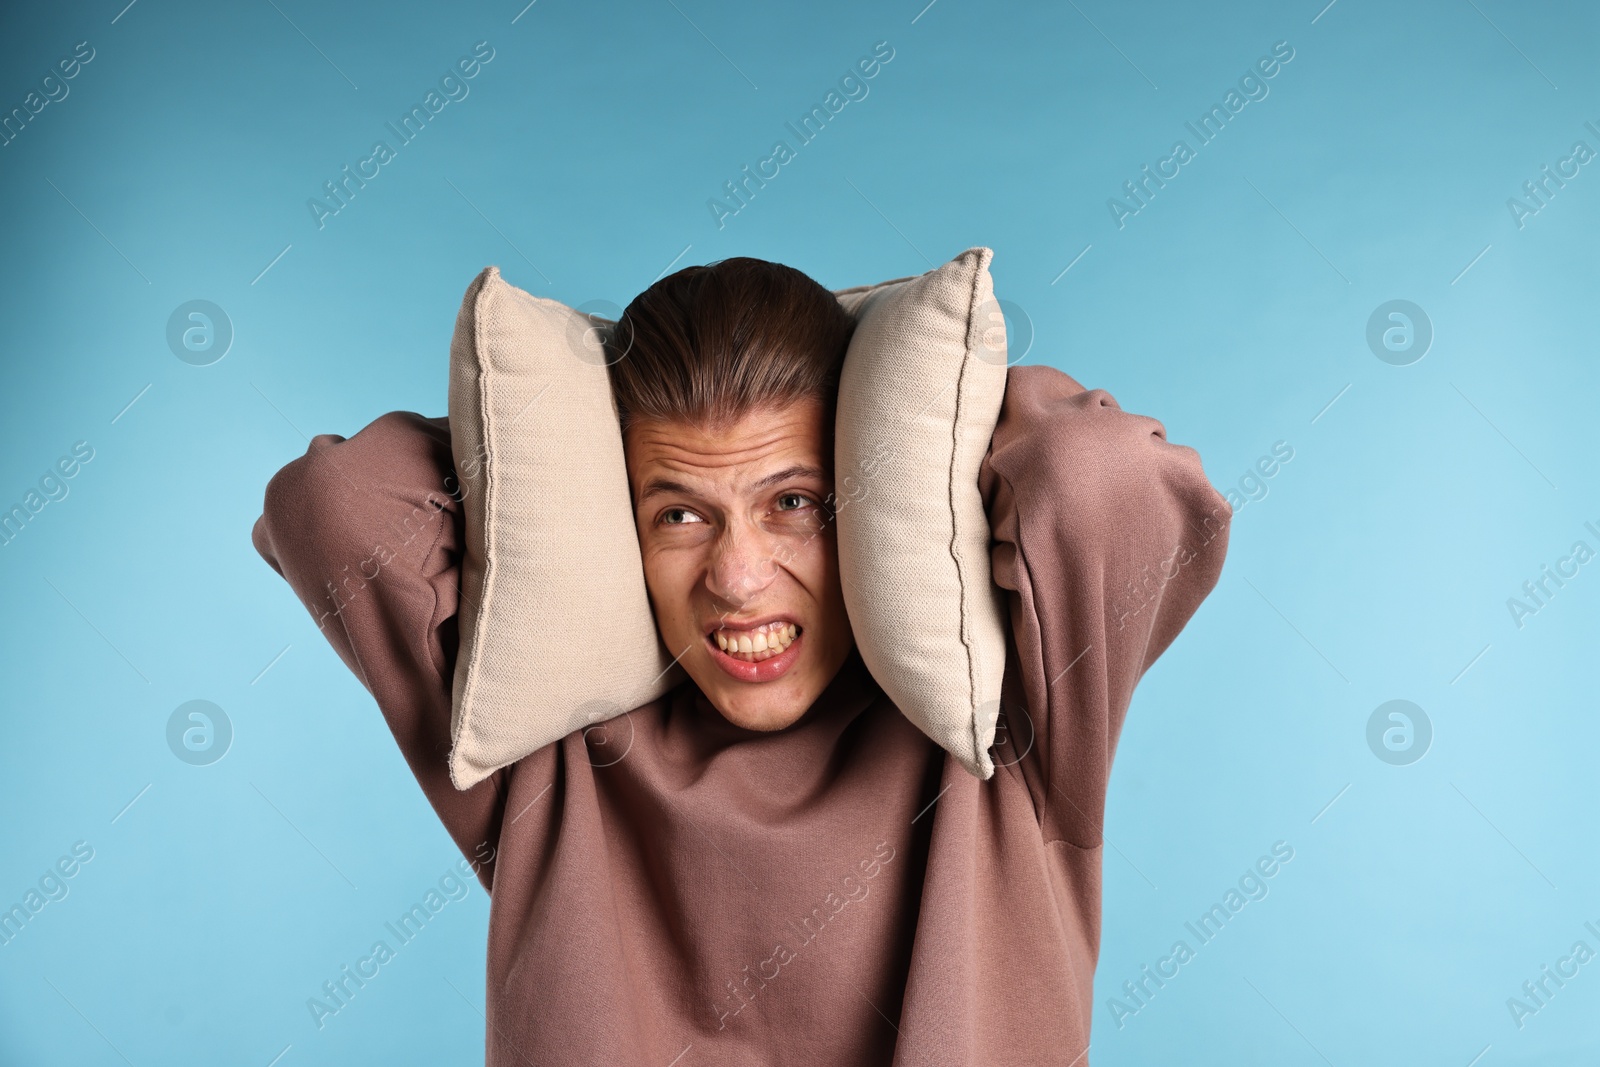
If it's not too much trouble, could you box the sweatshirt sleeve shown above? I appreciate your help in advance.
[250,411,506,889]
[977,364,1231,849]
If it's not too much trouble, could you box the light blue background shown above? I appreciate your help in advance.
[2,0,1596,1063]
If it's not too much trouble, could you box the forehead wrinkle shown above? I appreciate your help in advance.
[640,415,809,457]
[630,420,832,506]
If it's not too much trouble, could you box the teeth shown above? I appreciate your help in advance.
[712,622,799,661]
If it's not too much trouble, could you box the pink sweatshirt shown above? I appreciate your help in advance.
[251,364,1231,1066]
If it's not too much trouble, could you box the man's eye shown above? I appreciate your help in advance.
[661,507,704,525]
[777,493,812,511]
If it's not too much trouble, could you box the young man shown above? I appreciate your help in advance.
[252,258,1231,1066]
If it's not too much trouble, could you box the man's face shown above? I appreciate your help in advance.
[624,396,855,730]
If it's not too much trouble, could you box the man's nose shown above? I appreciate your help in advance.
[705,519,783,608]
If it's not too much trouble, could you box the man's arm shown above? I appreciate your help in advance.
[978,365,1231,849]
[251,411,506,888]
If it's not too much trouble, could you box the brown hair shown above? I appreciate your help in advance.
[605,257,856,437]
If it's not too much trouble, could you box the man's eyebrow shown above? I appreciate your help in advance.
[636,464,829,504]
[636,477,697,504]
[749,463,828,492]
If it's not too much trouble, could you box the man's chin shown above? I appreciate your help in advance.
[694,674,812,732]
[720,704,808,732]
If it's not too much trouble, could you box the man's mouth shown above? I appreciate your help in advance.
[706,619,802,662]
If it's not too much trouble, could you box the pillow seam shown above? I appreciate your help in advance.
[951,256,986,776]
[455,271,499,768]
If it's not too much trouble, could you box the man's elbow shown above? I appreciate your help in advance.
[251,428,371,602]
[1069,439,1231,667]
[1031,385,1225,542]
[1003,373,1232,604]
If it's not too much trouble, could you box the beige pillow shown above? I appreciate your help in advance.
[833,247,1010,779]
[446,248,1009,789]
[446,267,686,789]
